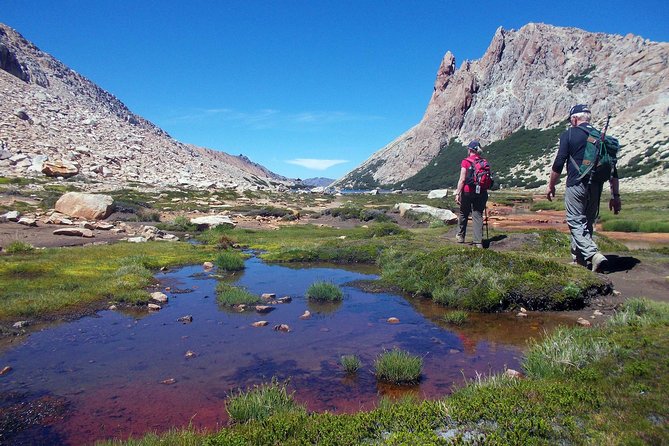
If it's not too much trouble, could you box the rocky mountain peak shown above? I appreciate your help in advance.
[335,23,669,191]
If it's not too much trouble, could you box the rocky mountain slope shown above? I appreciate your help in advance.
[335,23,669,191]
[0,23,291,191]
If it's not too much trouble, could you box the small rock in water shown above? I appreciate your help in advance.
[160,378,176,385]
[273,324,291,332]
[177,315,193,324]
[252,321,269,327]
[261,293,277,300]
[150,292,168,303]
[148,303,161,311]
[184,350,197,359]
[299,310,311,320]
[108,305,117,310]
[387,317,400,324]
[203,261,214,269]
[255,305,275,314]
[0,366,12,376]
[234,304,247,312]
[576,317,591,327]
[277,296,292,304]
[13,320,30,329]
[504,369,524,379]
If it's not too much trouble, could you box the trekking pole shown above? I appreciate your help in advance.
[587,115,611,186]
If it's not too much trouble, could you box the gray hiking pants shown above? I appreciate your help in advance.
[458,191,487,244]
[564,181,603,263]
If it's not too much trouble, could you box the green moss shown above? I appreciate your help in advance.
[0,242,213,319]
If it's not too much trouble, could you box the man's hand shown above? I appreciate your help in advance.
[546,185,556,202]
[609,196,622,214]
[455,192,461,205]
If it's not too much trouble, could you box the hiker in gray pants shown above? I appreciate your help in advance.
[546,104,621,272]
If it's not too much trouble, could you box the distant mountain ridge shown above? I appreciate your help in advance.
[0,23,292,191]
[334,23,669,191]
[299,177,334,187]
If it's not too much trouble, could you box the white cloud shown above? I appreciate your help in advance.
[286,158,348,170]
[166,108,381,129]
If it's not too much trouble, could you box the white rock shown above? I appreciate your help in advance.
[427,189,449,199]
[150,292,168,303]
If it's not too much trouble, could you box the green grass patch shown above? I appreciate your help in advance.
[226,378,304,424]
[380,246,605,311]
[306,281,343,302]
[0,242,213,319]
[340,355,361,374]
[216,283,260,306]
[213,251,246,271]
[155,215,197,232]
[374,349,423,384]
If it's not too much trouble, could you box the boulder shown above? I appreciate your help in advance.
[42,160,79,178]
[0,211,20,222]
[28,155,48,172]
[394,203,458,224]
[53,228,94,237]
[18,217,37,227]
[190,215,236,229]
[55,192,114,220]
[150,292,168,303]
[427,189,449,199]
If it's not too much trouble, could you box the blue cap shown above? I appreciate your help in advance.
[467,140,481,152]
[569,104,591,117]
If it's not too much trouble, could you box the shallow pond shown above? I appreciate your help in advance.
[0,256,575,445]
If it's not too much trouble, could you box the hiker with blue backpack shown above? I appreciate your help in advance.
[455,140,493,248]
[546,104,622,272]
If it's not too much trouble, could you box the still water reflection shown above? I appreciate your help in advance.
[0,256,567,444]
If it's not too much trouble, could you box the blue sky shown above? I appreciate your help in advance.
[2,1,667,180]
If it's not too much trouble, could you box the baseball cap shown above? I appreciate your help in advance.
[467,140,482,153]
[569,104,591,117]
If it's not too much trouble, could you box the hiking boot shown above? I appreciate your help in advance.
[590,253,607,273]
[455,235,465,243]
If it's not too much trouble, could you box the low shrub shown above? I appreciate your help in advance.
[216,283,260,306]
[214,251,245,271]
[374,349,422,384]
[340,355,361,374]
[226,378,304,424]
[306,281,343,302]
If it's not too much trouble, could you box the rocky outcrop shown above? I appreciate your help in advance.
[0,23,292,191]
[335,23,669,191]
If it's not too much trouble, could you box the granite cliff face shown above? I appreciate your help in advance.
[0,23,290,191]
[335,23,669,191]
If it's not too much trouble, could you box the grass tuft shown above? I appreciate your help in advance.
[522,326,613,379]
[216,283,260,306]
[226,378,304,424]
[340,355,361,374]
[4,240,35,254]
[374,349,422,384]
[214,251,245,271]
[306,281,343,302]
[443,310,469,326]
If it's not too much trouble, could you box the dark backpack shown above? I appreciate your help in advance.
[572,126,620,183]
[465,157,494,193]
